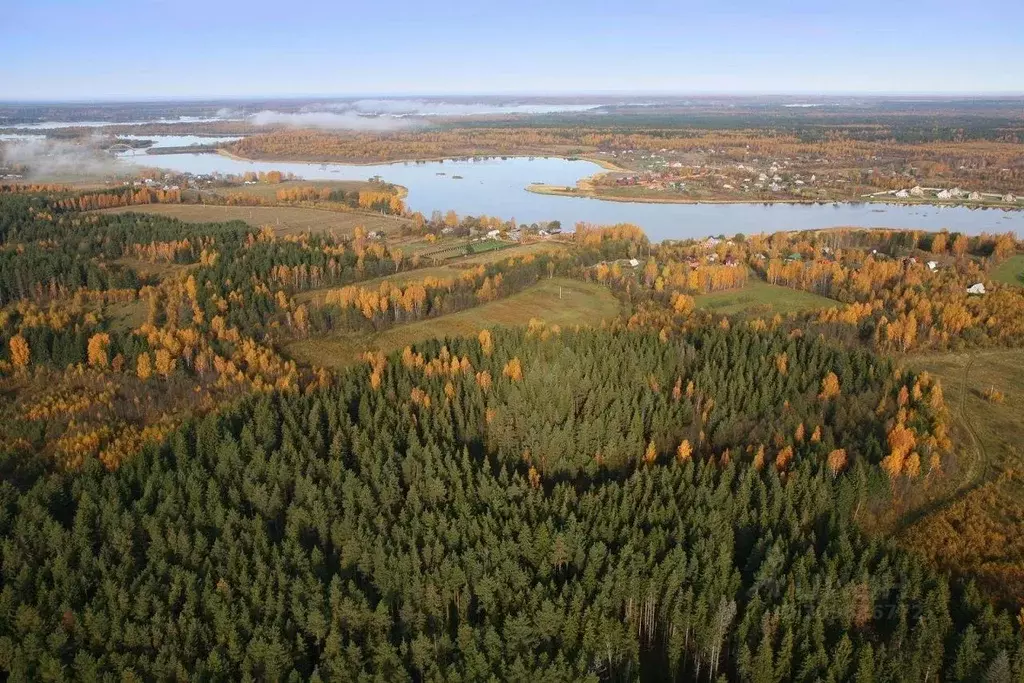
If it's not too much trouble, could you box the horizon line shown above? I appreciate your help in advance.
[2,90,1024,105]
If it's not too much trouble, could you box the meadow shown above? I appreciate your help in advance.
[693,278,839,315]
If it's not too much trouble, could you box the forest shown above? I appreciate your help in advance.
[0,184,1023,680]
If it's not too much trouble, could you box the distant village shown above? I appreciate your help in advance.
[590,148,1024,206]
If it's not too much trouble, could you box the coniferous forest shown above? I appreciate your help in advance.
[0,185,1023,681]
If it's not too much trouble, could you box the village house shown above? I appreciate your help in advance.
[895,189,909,198]
[927,261,939,271]
[1004,194,1017,203]
[969,191,982,201]
[967,283,986,295]
[936,189,952,200]
[910,186,925,197]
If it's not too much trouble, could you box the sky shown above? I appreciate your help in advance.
[2,0,1023,100]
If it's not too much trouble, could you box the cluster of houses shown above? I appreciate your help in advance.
[122,177,180,192]
[884,186,1018,203]
[612,159,818,196]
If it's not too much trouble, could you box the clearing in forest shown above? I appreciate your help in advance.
[286,278,620,369]
[97,204,410,237]
[898,348,1024,608]
[992,254,1024,286]
[694,279,839,315]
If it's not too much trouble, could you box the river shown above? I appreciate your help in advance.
[126,153,1024,242]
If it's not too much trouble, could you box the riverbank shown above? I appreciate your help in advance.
[528,182,845,206]
[219,147,631,173]
[527,181,1024,211]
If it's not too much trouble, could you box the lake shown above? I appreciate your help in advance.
[116,135,243,153]
[127,153,1024,242]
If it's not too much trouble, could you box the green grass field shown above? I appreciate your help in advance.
[286,278,620,369]
[694,280,839,315]
[992,254,1024,286]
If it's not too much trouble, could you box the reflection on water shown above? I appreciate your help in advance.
[128,153,1024,242]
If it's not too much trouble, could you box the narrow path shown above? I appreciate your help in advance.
[956,354,991,489]
[958,355,981,484]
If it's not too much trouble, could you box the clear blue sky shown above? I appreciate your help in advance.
[2,0,1022,99]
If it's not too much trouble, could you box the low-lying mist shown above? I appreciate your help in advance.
[1,137,126,179]
[249,110,424,131]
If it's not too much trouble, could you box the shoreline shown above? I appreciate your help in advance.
[526,182,1024,211]
[218,149,1021,212]
[220,148,627,170]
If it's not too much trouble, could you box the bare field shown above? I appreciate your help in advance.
[96,203,410,236]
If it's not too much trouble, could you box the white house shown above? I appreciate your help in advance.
[628,258,640,267]
[486,229,501,239]
[927,260,938,271]
[1004,194,1017,203]
[969,191,982,201]
[910,186,925,197]
[895,189,909,198]
[936,189,952,200]
[967,283,986,295]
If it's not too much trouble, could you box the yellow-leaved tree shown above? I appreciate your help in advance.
[87,333,111,369]
[9,334,30,369]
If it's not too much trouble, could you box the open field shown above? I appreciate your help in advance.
[286,278,620,369]
[992,254,1024,286]
[694,280,839,315]
[105,299,148,333]
[898,349,1024,607]
[912,349,1024,484]
[389,238,564,264]
[96,204,411,236]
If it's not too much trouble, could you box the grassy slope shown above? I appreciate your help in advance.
[992,254,1024,286]
[97,204,410,237]
[694,280,839,315]
[287,278,620,369]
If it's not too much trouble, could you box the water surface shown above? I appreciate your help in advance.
[129,153,1024,241]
